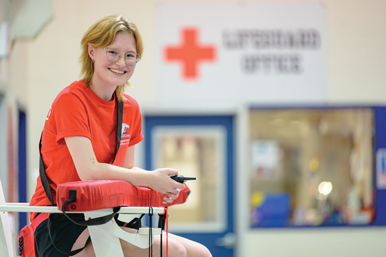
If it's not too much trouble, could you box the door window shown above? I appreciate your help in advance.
[152,126,227,232]
[248,108,374,227]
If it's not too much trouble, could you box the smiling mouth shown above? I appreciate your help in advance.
[109,68,126,75]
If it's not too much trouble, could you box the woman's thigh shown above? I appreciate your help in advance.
[74,228,211,257]
[166,233,212,257]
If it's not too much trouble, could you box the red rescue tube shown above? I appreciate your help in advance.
[56,180,190,212]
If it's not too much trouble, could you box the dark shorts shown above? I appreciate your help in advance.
[34,213,88,257]
[34,213,143,257]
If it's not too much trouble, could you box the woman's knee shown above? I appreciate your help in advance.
[201,246,213,257]
[168,239,187,257]
[193,243,212,257]
[166,233,212,257]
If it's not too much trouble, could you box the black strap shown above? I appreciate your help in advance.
[148,207,153,257]
[158,210,167,257]
[69,237,91,256]
[158,212,167,230]
[115,214,145,230]
[61,190,120,226]
[39,134,55,205]
[39,91,123,206]
[112,97,123,164]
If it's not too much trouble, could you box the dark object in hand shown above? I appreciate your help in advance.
[169,175,196,183]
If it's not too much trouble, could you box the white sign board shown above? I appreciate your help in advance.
[156,2,327,105]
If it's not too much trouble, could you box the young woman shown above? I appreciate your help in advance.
[30,15,212,257]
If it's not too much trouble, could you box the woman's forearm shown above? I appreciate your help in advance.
[84,162,152,186]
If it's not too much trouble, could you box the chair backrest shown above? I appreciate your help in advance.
[0,179,15,257]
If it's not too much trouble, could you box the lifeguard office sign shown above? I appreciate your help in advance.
[156,2,327,105]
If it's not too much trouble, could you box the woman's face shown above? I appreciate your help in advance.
[89,31,137,90]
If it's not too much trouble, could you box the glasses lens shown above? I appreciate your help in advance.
[126,53,140,66]
[105,49,119,62]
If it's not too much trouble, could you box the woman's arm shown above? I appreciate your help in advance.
[122,144,183,203]
[64,136,185,196]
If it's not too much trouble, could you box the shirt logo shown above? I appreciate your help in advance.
[121,123,131,139]
[121,123,131,145]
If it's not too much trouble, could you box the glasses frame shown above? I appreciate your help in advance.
[103,47,141,66]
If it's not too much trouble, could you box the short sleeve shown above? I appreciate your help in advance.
[129,110,144,146]
[52,93,91,144]
[121,96,144,147]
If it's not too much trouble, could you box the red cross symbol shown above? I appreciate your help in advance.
[164,28,216,80]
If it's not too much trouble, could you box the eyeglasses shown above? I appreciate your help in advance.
[103,48,141,66]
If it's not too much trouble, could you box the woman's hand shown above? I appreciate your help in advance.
[149,168,185,203]
[162,190,181,204]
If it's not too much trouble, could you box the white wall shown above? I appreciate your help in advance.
[327,0,386,104]
[0,91,7,199]
[0,0,31,200]
[245,227,386,257]
[4,0,384,256]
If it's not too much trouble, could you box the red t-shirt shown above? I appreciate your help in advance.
[30,80,144,221]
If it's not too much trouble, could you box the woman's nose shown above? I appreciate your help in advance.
[116,54,126,66]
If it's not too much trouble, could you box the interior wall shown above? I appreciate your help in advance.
[7,0,384,256]
[245,227,386,257]
[327,0,386,104]
[1,0,30,195]
[0,0,8,194]
[26,0,385,186]
[0,93,7,199]
[0,0,32,241]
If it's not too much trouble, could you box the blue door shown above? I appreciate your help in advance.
[144,115,235,256]
[18,109,27,231]
[374,107,386,225]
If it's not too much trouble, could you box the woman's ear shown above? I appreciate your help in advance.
[88,44,95,62]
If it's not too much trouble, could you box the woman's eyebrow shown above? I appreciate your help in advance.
[106,47,137,53]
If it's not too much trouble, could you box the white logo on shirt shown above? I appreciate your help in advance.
[46,109,52,120]
[121,123,130,139]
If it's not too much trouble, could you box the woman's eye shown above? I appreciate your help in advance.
[127,53,136,58]
[108,51,117,55]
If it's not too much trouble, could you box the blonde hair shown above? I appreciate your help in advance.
[79,15,143,101]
